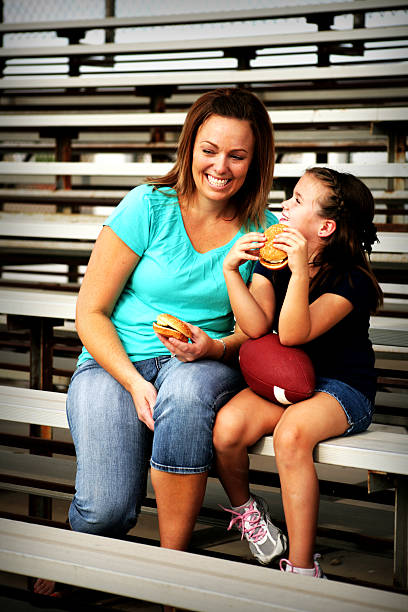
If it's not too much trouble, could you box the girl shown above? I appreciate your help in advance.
[213,167,382,578]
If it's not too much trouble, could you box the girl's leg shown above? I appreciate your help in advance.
[151,358,244,551]
[273,392,348,569]
[213,388,284,506]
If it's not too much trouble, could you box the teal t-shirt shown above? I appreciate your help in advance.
[77,184,278,364]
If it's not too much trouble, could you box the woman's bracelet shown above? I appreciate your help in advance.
[214,338,227,361]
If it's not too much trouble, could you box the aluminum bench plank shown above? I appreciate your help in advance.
[1,385,406,476]
[0,212,105,240]
[2,385,406,431]
[0,161,407,178]
[0,1,406,33]
[1,214,406,246]
[0,385,68,427]
[1,107,407,129]
[1,62,407,90]
[0,287,76,320]
[251,429,408,475]
[0,187,404,205]
[2,25,407,59]
[0,450,75,486]
[0,519,407,612]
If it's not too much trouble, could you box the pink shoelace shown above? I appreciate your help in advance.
[222,501,266,544]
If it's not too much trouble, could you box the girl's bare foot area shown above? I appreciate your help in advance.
[33,579,61,597]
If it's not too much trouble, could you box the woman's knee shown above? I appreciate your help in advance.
[69,491,138,537]
[152,362,243,471]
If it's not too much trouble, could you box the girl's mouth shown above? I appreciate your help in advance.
[206,174,231,188]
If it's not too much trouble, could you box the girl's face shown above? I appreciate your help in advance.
[280,173,333,242]
[191,114,254,207]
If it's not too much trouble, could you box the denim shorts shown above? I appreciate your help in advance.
[315,376,374,436]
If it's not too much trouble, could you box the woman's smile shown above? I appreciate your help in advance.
[206,174,232,188]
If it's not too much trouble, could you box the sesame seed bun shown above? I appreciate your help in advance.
[259,224,288,270]
[152,314,192,343]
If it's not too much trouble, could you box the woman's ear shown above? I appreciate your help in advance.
[318,219,336,238]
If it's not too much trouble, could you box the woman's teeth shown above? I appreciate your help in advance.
[207,174,230,187]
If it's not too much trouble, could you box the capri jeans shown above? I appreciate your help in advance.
[66,355,244,537]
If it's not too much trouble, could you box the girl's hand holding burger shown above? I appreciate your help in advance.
[272,227,309,277]
[223,232,266,274]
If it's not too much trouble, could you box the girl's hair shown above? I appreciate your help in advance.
[306,166,383,312]
[148,87,275,229]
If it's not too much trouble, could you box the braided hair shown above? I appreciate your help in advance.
[306,167,383,312]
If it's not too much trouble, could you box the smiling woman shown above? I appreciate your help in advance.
[38,87,278,603]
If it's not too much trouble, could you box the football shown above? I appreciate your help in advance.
[239,333,315,405]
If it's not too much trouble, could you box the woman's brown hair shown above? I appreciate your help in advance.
[306,166,383,312]
[148,88,275,229]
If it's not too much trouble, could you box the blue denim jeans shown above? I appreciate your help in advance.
[66,356,244,537]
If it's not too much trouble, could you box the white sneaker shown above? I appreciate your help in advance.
[223,495,287,565]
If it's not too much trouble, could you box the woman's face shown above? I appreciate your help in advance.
[191,114,255,207]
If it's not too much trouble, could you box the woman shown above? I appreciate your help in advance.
[35,87,277,597]
[214,167,382,578]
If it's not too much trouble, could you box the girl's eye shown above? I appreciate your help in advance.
[231,155,244,160]
[203,149,214,155]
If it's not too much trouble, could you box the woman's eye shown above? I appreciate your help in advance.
[231,155,244,160]
[203,149,214,155]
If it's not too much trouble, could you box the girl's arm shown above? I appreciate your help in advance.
[76,226,157,430]
[223,233,275,338]
[274,227,353,345]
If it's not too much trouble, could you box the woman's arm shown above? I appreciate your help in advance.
[76,226,157,430]
[222,233,275,338]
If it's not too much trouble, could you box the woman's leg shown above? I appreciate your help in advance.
[35,359,154,594]
[151,358,245,551]
[273,392,348,569]
[67,360,153,536]
[213,388,284,506]
[151,470,208,549]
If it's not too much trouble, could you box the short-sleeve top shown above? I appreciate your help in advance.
[77,184,278,365]
[254,262,377,402]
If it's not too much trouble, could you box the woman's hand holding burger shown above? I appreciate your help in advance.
[153,314,221,362]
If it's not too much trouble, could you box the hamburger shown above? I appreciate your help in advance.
[152,313,192,343]
[259,224,288,270]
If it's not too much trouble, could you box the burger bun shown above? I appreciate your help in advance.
[153,313,192,343]
[259,224,288,270]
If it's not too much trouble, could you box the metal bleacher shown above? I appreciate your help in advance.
[0,1,407,609]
